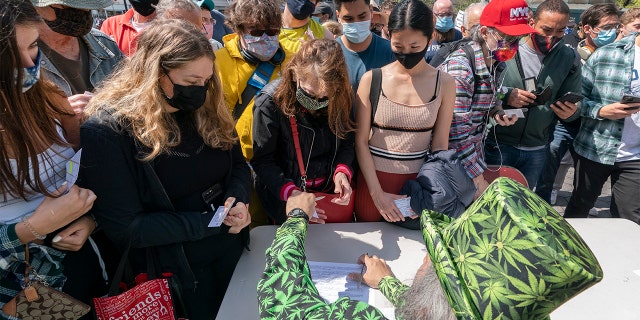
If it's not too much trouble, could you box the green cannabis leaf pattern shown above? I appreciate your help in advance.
[421,177,603,320]
[257,218,409,320]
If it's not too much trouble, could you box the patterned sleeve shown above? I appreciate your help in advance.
[440,57,485,178]
[378,276,410,308]
[0,224,26,271]
[258,218,389,320]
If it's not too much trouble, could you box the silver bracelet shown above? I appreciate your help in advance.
[21,217,47,240]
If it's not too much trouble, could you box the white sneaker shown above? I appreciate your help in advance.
[589,208,599,216]
[550,189,558,205]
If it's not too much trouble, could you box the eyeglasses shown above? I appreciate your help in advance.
[202,17,216,25]
[492,31,521,46]
[434,12,453,18]
[594,23,621,32]
[242,26,281,37]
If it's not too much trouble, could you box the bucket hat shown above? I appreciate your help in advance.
[421,177,603,319]
[479,0,536,36]
[31,0,114,10]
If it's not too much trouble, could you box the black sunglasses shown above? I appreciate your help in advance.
[244,28,280,37]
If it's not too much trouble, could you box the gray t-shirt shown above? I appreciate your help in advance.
[617,44,640,161]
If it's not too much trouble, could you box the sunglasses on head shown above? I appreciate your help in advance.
[243,27,281,37]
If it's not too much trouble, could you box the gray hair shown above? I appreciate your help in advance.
[463,2,487,30]
[471,25,492,44]
[395,261,457,320]
[155,0,200,19]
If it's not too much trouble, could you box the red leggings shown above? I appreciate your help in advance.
[354,171,415,222]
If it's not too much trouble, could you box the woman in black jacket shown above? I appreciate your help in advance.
[80,20,250,319]
[251,39,355,224]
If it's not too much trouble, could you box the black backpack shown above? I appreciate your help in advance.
[428,38,482,94]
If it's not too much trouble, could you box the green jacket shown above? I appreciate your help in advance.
[491,40,581,147]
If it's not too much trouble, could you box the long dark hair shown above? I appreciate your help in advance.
[388,0,434,39]
[273,39,354,139]
[0,0,72,199]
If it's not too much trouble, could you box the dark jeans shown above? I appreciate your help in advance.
[535,121,579,203]
[564,155,640,223]
[484,139,548,189]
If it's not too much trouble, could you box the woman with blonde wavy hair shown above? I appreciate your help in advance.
[251,39,355,224]
[80,19,251,319]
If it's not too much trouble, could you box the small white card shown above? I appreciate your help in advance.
[502,108,526,118]
[208,202,233,227]
[394,197,415,218]
[65,149,82,193]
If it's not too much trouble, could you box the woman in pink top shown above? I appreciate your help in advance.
[355,0,456,223]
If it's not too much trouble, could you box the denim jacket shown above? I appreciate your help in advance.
[40,28,124,96]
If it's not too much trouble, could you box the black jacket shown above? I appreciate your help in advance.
[251,80,355,220]
[79,109,250,290]
[401,150,475,221]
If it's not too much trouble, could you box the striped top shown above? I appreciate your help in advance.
[0,125,74,224]
[369,72,442,174]
[439,42,499,178]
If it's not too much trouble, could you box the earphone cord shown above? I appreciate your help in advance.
[482,61,506,173]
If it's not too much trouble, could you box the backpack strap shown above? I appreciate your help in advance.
[461,43,482,95]
[232,61,276,121]
[369,68,382,126]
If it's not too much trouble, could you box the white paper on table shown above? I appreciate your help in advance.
[394,197,415,218]
[308,261,372,304]
[65,149,82,193]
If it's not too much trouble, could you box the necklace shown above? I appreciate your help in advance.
[166,143,205,158]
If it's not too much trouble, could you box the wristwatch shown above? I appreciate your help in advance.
[496,86,509,101]
[286,208,310,221]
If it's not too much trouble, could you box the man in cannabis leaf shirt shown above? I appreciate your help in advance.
[257,192,455,320]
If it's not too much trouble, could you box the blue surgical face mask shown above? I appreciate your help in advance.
[435,16,454,32]
[341,20,371,44]
[311,16,320,23]
[593,28,617,47]
[15,49,42,93]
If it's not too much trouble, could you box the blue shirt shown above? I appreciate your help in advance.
[337,34,395,91]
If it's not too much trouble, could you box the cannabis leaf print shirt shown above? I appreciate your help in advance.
[257,218,409,320]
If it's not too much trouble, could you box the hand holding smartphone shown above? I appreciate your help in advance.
[554,92,584,105]
[621,95,640,110]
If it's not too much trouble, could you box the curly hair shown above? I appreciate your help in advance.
[85,19,236,161]
[225,0,282,33]
[273,39,354,139]
[1,0,73,199]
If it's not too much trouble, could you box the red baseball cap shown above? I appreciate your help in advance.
[479,0,537,36]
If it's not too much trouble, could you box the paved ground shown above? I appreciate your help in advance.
[551,166,612,218]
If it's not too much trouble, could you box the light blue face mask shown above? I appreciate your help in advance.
[341,20,371,43]
[311,16,320,23]
[435,16,454,32]
[14,49,41,93]
[593,28,617,47]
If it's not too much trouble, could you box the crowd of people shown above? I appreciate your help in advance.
[1,0,638,318]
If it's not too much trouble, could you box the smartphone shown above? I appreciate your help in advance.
[621,94,640,104]
[554,92,584,104]
[501,108,527,118]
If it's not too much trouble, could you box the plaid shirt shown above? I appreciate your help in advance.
[574,34,638,165]
[439,42,502,178]
[0,224,66,316]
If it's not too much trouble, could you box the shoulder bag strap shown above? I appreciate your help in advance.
[289,116,307,192]
[369,68,383,126]
[232,61,277,121]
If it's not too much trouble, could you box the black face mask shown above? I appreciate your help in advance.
[45,7,93,37]
[129,0,159,16]
[531,34,562,55]
[393,46,428,70]
[163,76,209,112]
[286,0,315,20]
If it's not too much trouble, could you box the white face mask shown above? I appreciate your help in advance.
[341,20,371,44]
